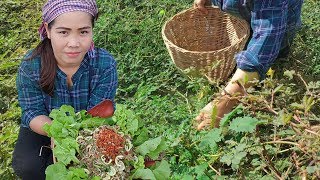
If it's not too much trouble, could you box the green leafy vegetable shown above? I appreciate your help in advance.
[229,117,259,133]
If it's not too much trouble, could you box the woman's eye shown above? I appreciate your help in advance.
[81,31,89,35]
[58,31,68,35]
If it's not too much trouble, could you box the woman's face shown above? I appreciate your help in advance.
[45,11,93,69]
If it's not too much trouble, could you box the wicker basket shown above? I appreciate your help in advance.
[162,7,250,83]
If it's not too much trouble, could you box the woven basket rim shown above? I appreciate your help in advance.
[161,6,250,54]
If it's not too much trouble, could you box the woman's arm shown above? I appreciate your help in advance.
[29,115,52,136]
[235,0,289,80]
[17,60,50,135]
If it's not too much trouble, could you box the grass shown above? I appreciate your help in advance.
[0,0,319,179]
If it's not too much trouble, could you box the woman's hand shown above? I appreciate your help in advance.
[29,115,52,136]
[193,0,211,14]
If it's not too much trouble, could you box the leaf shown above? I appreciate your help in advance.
[45,162,68,180]
[136,137,166,159]
[66,167,88,180]
[182,175,194,180]
[49,105,76,122]
[231,151,247,169]
[273,84,283,93]
[194,163,208,178]
[229,116,259,133]
[276,111,293,125]
[148,138,167,160]
[220,154,232,166]
[283,70,295,80]
[266,68,275,78]
[134,156,145,170]
[80,117,114,128]
[131,169,156,180]
[114,104,140,136]
[133,127,149,146]
[53,138,79,165]
[60,105,76,117]
[306,165,320,174]
[153,160,171,180]
[199,128,222,150]
[136,137,163,155]
[49,121,67,138]
[220,104,243,127]
[210,105,218,128]
[220,143,248,170]
[91,176,101,180]
[48,109,61,121]
[61,116,76,125]
[127,119,139,135]
[290,102,304,110]
[304,95,315,113]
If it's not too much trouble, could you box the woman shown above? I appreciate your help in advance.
[12,0,118,179]
[193,0,303,129]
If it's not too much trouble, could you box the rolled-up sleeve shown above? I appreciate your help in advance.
[16,62,48,128]
[235,0,288,79]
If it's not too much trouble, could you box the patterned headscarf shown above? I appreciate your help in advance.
[38,0,98,58]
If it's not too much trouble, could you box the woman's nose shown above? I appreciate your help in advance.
[67,36,80,47]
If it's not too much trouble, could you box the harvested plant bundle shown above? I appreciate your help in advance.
[77,126,136,179]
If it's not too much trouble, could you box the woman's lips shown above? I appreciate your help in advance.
[66,52,80,58]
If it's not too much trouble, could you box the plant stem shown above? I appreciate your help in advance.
[208,163,221,176]
[305,129,320,137]
[261,145,283,180]
[263,140,300,147]
[297,73,310,94]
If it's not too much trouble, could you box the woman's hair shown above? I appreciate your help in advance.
[28,16,95,97]
[30,21,56,96]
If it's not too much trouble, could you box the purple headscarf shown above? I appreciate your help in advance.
[39,0,98,58]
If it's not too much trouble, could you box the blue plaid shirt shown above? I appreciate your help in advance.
[211,0,303,79]
[17,48,118,128]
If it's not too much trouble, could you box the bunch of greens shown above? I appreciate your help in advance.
[43,105,171,180]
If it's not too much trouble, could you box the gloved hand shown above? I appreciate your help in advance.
[193,0,212,14]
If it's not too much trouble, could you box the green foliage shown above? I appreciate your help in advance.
[46,162,88,180]
[229,117,260,133]
[291,0,320,77]
[131,160,171,180]
[0,121,19,179]
[136,137,167,160]
[131,169,156,180]
[199,128,222,150]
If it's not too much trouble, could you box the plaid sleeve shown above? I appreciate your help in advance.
[235,0,288,79]
[88,49,118,110]
[16,61,48,129]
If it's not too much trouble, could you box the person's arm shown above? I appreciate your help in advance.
[88,50,118,116]
[235,0,289,80]
[17,60,50,135]
[29,115,52,136]
[196,1,289,130]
